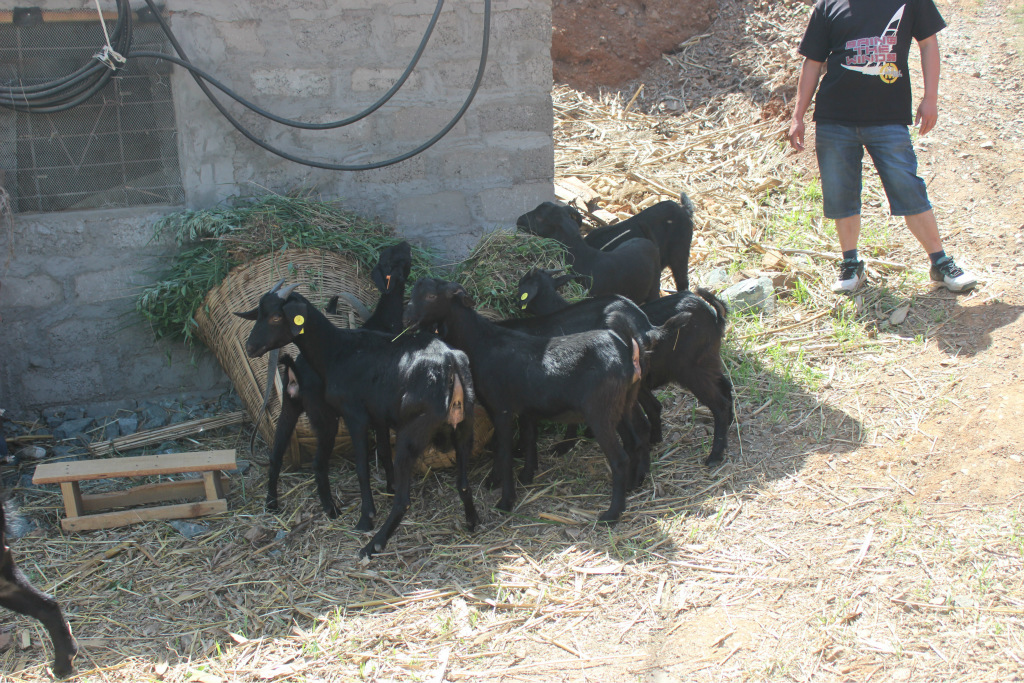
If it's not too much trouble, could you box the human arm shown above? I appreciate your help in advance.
[916,34,940,135]
[788,57,824,151]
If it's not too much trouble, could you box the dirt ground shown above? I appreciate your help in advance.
[2,1,1024,681]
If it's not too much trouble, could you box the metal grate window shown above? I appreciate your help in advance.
[0,12,184,213]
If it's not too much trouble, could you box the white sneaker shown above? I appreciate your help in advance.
[929,255,977,292]
[832,258,866,293]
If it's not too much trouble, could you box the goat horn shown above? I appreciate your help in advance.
[268,277,286,294]
[541,267,565,276]
[277,283,300,300]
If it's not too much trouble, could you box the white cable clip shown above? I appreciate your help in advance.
[94,45,127,70]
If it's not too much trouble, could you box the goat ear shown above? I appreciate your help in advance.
[552,274,575,290]
[567,205,584,226]
[371,262,388,291]
[282,300,308,336]
[233,307,259,321]
[444,282,475,308]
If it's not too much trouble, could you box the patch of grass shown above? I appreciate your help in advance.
[136,193,579,345]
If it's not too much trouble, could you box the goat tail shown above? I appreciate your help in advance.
[604,310,640,347]
[695,287,729,331]
[331,292,372,322]
[679,191,695,221]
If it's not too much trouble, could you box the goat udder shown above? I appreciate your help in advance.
[285,367,301,399]
[632,339,642,384]
[447,374,465,427]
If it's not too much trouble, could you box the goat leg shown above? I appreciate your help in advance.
[517,416,539,485]
[1,549,78,678]
[373,425,395,494]
[361,421,428,558]
[590,421,629,523]
[452,410,479,531]
[618,403,651,489]
[700,374,735,467]
[310,414,341,519]
[488,412,517,512]
[346,418,376,531]
[637,386,663,444]
[265,394,304,511]
[550,423,580,457]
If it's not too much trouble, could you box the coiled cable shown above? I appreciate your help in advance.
[1,0,491,170]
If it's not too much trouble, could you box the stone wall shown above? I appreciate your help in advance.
[0,0,555,414]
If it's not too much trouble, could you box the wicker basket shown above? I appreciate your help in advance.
[195,248,491,473]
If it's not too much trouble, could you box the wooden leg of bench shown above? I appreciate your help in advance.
[59,482,84,520]
[202,471,225,502]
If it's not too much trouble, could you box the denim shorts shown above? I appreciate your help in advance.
[815,122,932,219]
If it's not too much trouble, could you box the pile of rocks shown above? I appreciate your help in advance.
[0,391,245,486]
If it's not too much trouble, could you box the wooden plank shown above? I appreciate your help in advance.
[202,471,225,501]
[33,450,237,484]
[60,500,228,533]
[79,476,232,513]
[59,482,84,519]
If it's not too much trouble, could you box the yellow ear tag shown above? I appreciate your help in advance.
[520,293,528,300]
[293,315,305,326]
[521,304,527,310]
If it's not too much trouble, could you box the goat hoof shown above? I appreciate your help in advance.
[518,470,535,485]
[597,510,621,524]
[51,653,76,680]
[265,498,279,512]
[354,517,374,532]
[495,498,514,513]
[324,504,340,520]
[703,453,724,468]
[551,441,576,457]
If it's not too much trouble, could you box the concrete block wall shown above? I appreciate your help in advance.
[0,0,555,414]
[170,0,555,255]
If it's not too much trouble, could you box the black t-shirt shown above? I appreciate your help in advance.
[798,0,946,125]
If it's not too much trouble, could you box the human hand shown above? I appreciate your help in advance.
[788,118,805,151]
[916,99,938,136]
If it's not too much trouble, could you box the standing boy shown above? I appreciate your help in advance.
[788,0,977,293]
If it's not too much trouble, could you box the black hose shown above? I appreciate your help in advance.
[1,0,492,171]
[0,0,132,112]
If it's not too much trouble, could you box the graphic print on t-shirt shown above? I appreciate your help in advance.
[842,5,904,83]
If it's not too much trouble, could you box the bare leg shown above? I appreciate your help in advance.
[904,209,943,254]
[835,215,861,253]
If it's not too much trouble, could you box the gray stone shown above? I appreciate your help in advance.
[117,415,139,436]
[720,277,777,315]
[168,520,210,539]
[102,421,121,441]
[140,404,169,428]
[53,418,95,441]
[703,267,732,289]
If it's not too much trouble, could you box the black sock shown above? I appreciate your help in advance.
[842,249,858,262]
[929,250,946,265]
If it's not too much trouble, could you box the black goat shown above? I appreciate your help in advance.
[580,194,695,292]
[404,278,653,522]
[516,202,662,305]
[1,497,77,678]
[236,280,477,558]
[261,242,413,514]
[517,267,734,466]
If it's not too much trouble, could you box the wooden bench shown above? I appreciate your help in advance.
[32,450,237,532]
